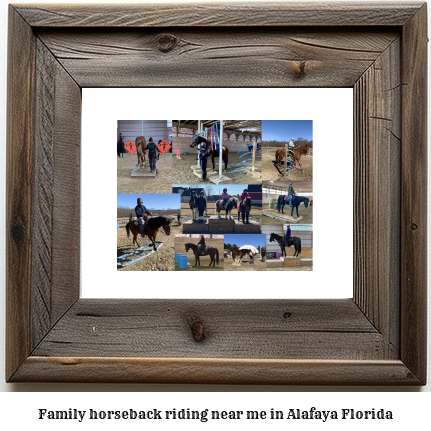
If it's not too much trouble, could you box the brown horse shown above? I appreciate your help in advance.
[232,249,252,262]
[125,215,171,250]
[275,144,310,170]
[191,136,229,172]
[185,243,220,267]
[216,196,238,220]
[135,136,147,168]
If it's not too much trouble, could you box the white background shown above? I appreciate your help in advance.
[81,87,353,299]
[0,0,430,425]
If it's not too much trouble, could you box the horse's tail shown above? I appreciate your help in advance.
[125,222,130,238]
[216,249,219,265]
[298,238,302,255]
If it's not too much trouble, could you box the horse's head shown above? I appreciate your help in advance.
[269,233,275,242]
[304,198,309,208]
[162,217,172,235]
[302,144,310,155]
[191,136,203,149]
[185,244,190,252]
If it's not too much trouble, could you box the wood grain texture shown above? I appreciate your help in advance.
[353,38,401,359]
[36,29,398,88]
[6,8,36,381]
[6,2,427,385]
[400,3,427,384]
[15,2,423,27]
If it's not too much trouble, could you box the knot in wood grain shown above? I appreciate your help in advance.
[156,34,178,53]
[292,61,308,79]
[186,315,206,342]
[283,312,292,319]
[410,223,418,230]
[11,222,26,245]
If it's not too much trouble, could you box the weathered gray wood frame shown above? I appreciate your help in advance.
[6,2,427,384]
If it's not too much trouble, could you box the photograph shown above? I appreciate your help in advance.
[224,234,267,271]
[172,120,262,185]
[261,120,313,181]
[173,184,262,234]
[262,183,313,225]
[117,120,173,194]
[262,224,313,271]
[117,193,181,271]
[174,234,224,271]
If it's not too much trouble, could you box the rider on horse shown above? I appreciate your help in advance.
[285,224,291,245]
[288,183,296,206]
[220,188,230,209]
[197,235,207,254]
[135,198,152,237]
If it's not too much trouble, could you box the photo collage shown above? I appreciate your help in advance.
[117,120,313,271]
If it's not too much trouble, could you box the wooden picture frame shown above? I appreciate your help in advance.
[6,2,427,384]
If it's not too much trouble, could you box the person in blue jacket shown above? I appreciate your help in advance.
[198,142,208,182]
[135,198,152,237]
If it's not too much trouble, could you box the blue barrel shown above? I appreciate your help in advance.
[175,253,182,264]
[117,224,119,230]
[179,255,188,269]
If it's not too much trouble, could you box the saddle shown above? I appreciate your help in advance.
[133,220,146,236]
[199,245,208,255]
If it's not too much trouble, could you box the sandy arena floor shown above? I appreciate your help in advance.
[224,256,267,271]
[117,219,182,271]
[172,153,262,185]
[117,152,173,194]
[262,147,313,182]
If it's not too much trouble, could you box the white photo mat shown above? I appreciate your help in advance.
[81,88,353,299]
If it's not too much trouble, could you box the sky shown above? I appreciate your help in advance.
[117,193,180,209]
[223,234,267,248]
[262,120,313,142]
[173,184,259,196]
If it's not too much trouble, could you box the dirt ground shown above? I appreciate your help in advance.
[262,204,313,225]
[174,237,224,271]
[262,147,313,182]
[117,152,173,194]
[267,247,313,259]
[224,255,267,271]
[172,153,262,185]
[269,266,313,271]
[117,219,182,271]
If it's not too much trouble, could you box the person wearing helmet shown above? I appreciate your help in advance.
[198,142,208,182]
[285,224,292,246]
[135,198,152,237]
[288,183,296,206]
[288,137,295,149]
[195,190,207,224]
[240,188,250,203]
[220,187,230,209]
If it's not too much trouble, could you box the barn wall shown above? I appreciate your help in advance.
[118,120,171,146]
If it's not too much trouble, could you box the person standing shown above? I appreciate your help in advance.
[117,133,125,157]
[195,191,207,224]
[135,198,152,237]
[146,137,160,172]
[198,142,208,182]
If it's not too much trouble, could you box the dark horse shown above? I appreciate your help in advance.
[232,249,252,262]
[189,189,198,220]
[191,135,229,172]
[216,196,238,219]
[185,243,219,267]
[125,215,172,250]
[275,144,310,170]
[269,232,301,257]
[291,196,310,218]
[277,195,288,213]
[238,197,252,223]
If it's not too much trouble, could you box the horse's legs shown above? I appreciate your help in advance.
[212,155,215,171]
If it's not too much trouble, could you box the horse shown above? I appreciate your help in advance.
[135,136,147,168]
[291,196,310,218]
[215,196,238,220]
[185,243,219,267]
[125,215,171,250]
[238,197,252,223]
[277,195,288,213]
[232,249,252,262]
[189,190,198,221]
[269,232,302,257]
[275,144,310,170]
[190,135,229,172]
